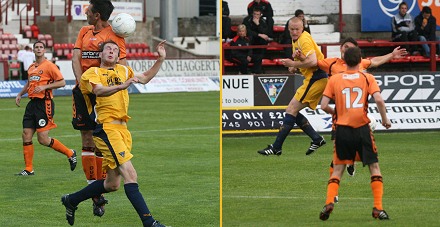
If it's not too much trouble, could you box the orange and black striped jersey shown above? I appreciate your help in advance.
[318,57,372,77]
[323,70,380,128]
[74,25,126,73]
[27,59,64,99]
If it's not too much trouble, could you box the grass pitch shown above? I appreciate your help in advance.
[0,92,219,227]
[222,131,440,226]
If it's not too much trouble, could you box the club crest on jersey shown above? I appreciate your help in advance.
[258,76,288,105]
[38,119,47,127]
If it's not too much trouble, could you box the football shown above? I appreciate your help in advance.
[367,114,377,131]
[111,13,136,38]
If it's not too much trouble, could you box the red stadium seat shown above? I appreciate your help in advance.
[45,34,53,48]
[389,56,411,63]
[9,44,18,55]
[130,43,139,53]
[262,59,276,66]
[139,43,149,53]
[2,44,10,55]
[410,56,430,63]
[372,39,392,46]
[223,60,235,67]
[126,52,135,59]
[54,43,63,57]
[8,34,17,45]
[1,34,9,44]
[267,41,283,51]
[23,26,32,38]
[273,25,285,32]
[8,60,22,80]
[63,43,74,56]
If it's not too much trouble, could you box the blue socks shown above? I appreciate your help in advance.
[124,183,154,227]
[273,114,296,149]
[69,179,107,207]
[296,113,321,141]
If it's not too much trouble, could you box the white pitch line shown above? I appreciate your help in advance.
[0,108,22,111]
[223,195,440,201]
[0,126,218,142]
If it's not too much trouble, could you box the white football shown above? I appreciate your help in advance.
[368,114,377,131]
[112,13,136,38]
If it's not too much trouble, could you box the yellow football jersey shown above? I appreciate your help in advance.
[80,64,134,124]
[292,31,324,79]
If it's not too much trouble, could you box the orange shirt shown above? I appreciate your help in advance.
[323,70,380,128]
[74,25,126,72]
[27,59,64,99]
[318,58,371,77]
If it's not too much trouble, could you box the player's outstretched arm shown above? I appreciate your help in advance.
[136,40,167,84]
[91,77,139,97]
[370,46,407,68]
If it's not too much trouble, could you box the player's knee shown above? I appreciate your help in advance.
[295,113,309,128]
[37,136,50,146]
[105,182,120,192]
[81,130,95,146]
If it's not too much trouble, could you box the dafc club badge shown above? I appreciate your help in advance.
[258,77,288,105]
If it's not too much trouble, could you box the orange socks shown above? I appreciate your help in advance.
[49,138,74,157]
[23,142,34,172]
[325,177,340,205]
[371,175,383,210]
[82,147,97,183]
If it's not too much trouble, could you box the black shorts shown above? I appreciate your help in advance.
[72,84,97,131]
[23,98,57,132]
[334,124,378,166]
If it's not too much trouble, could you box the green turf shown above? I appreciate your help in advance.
[0,92,220,227]
[222,131,440,226]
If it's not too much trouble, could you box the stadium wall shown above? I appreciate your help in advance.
[0,59,220,98]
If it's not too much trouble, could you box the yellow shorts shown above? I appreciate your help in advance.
[294,77,328,110]
[93,123,133,170]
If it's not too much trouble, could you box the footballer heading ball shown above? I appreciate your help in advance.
[112,13,136,38]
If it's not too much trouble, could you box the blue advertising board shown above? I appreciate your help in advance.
[361,0,440,32]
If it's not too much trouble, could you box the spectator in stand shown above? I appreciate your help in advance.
[281,9,311,59]
[414,6,440,57]
[229,24,259,74]
[16,44,27,78]
[242,7,268,74]
[222,1,232,39]
[246,0,274,38]
[18,46,36,80]
[391,2,418,54]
